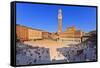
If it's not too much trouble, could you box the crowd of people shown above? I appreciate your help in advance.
[16,40,97,65]
[16,42,51,65]
[57,41,97,62]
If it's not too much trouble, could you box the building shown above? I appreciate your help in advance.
[28,28,43,40]
[81,32,90,42]
[57,9,83,42]
[16,24,28,41]
[58,9,62,33]
[42,32,52,39]
[58,26,83,42]
[51,32,59,40]
[16,24,47,41]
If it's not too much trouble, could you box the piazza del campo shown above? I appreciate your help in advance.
[16,9,97,65]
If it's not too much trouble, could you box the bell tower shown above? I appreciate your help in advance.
[58,9,62,33]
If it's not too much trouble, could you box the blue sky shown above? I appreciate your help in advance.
[16,3,97,32]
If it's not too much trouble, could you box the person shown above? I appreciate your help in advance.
[34,59,37,63]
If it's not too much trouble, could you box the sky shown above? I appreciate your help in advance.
[16,3,97,32]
